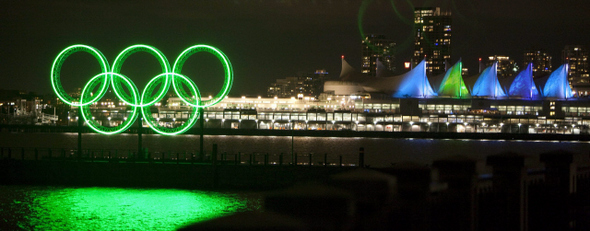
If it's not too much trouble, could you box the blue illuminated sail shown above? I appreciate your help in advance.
[508,63,540,99]
[542,64,573,99]
[391,59,437,98]
[472,62,507,97]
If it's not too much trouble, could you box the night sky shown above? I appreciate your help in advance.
[2,0,590,97]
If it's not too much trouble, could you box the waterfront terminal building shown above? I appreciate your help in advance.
[68,58,590,135]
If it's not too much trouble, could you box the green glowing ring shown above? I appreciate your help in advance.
[51,44,110,106]
[51,44,232,136]
[172,45,233,108]
[80,72,140,135]
[111,45,171,107]
[141,73,200,136]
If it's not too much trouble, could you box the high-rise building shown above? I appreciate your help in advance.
[562,45,589,83]
[413,7,451,76]
[362,34,396,76]
[487,55,518,79]
[524,49,552,77]
[312,69,329,97]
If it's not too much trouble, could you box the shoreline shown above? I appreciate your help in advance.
[2,125,589,142]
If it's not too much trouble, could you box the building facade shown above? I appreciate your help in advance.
[362,34,396,76]
[413,7,451,76]
[69,96,590,135]
[267,71,327,99]
[562,45,589,84]
[524,48,552,77]
[487,55,518,79]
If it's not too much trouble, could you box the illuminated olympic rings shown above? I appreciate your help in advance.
[51,44,233,135]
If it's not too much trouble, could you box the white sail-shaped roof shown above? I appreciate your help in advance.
[472,62,507,97]
[375,58,394,77]
[508,63,540,99]
[364,60,437,98]
[339,58,374,83]
[542,64,573,99]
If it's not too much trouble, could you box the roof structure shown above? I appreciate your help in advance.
[364,60,437,98]
[339,58,374,83]
[542,64,573,99]
[471,62,507,98]
[333,57,575,100]
[437,60,470,98]
[509,63,541,99]
[375,58,395,78]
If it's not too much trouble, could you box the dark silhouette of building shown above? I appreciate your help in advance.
[362,34,396,76]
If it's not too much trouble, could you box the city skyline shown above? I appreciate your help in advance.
[2,0,590,97]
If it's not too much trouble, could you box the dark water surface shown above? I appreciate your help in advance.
[0,185,262,230]
[2,132,589,229]
[1,132,590,172]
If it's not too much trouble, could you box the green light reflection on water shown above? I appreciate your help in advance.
[18,187,257,230]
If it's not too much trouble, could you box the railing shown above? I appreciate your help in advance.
[0,147,358,167]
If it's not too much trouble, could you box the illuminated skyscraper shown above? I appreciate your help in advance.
[413,7,451,76]
[487,55,518,79]
[562,45,589,83]
[362,34,396,76]
[524,48,552,77]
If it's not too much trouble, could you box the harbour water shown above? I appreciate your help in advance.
[1,132,589,173]
[2,132,590,230]
[0,185,262,230]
